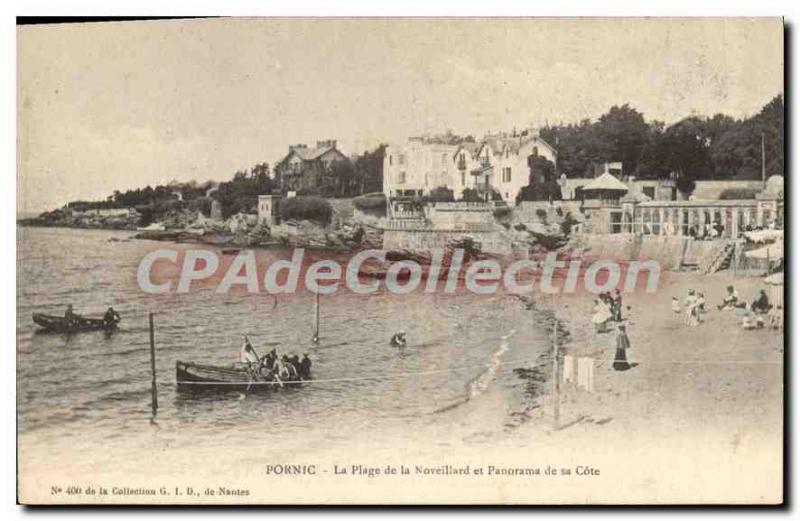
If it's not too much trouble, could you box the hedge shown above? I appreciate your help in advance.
[279,196,333,225]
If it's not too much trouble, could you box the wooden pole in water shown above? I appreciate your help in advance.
[149,312,158,414]
[313,291,320,343]
[552,318,560,428]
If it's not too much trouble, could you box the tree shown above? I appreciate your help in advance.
[592,104,650,177]
[516,155,561,203]
[710,95,783,179]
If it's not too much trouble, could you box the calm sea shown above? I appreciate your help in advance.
[17,226,556,455]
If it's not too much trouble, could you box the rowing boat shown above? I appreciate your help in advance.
[176,361,304,393]
[32,313,120,333]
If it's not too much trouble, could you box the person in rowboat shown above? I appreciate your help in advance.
[64,304,79,325]
[103,306,121,326]
[240,336,259,365]
[299,353,312,380]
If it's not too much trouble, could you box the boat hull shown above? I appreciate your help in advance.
[176,361,304,393]
[32,313,119,333]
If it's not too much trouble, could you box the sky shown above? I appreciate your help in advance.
[17,17,783,213]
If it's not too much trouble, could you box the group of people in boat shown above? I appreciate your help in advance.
[239,336,312,384]
[672,286,778,329]
[63,304,121,327]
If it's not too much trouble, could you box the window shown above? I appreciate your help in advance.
[441,153,448,165]
[389,155,393,166]
[502,167,512,183]
[398,154,406,166]
[610,211,623,234]
[398,171,406,184]
[532,146,539,158]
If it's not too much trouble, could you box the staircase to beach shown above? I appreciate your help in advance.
[696,240,736,274]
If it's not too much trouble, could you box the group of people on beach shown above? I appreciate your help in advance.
[589,291,632,372]
[671,286,778,330]
[239,336,312,384]
[591,290,623,334]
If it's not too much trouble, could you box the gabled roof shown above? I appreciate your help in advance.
[276,145,347,168]
[583,172,629,192]
[477,135,558,158]
[453,142,481,159]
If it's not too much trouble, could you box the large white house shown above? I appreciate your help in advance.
[383,131,557,203]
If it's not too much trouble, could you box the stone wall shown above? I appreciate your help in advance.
[515,201,583,225]
[383,228,512,255]
[572,232,697,270]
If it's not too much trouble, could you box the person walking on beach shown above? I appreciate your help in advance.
[613,323,631,371]
[611,289,623,321]
[684,290,700,326]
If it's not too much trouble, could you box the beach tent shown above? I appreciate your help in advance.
[743,229,783,244]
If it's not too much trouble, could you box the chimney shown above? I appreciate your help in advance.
[316,140,337,149]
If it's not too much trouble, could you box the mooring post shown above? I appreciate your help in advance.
[552,318,560,429]
[149,312,158,414]
[313,291,320,343]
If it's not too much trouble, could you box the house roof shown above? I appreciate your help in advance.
[276,145,346,168]
[582,172,629,192]
[476,134,558,158]
[620,188,652,203]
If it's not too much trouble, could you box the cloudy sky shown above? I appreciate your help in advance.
[17,17,783,212]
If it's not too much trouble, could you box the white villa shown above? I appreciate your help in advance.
[383,130,558,203]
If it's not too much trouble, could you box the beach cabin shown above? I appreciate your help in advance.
[580,173,629,234]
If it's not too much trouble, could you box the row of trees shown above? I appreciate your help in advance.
[304,145,386,198]
[539,95,783,184]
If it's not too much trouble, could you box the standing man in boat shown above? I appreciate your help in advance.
[64,304,78,326]
[240,336,259,365]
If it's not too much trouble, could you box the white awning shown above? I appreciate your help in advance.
[744,229,783,243]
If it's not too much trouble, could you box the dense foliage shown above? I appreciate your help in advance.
[279,196,333,225]
[540,95,783,188]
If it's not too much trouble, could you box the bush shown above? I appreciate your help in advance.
[353,194,387,213]
[187,196,213,216]
[461,188,483,202]
[493,206,512,219]
[559,211,579,236]
[426,186,455,203]
[279,196,333,225]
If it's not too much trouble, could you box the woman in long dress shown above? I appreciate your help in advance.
[613,323,631,371]
[592,299,612,333]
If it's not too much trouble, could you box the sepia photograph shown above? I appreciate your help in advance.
[15,16,784,505]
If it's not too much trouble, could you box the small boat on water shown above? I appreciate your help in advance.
[221,248,241,256]
[32,313,120,333]
[176,361,306,393]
